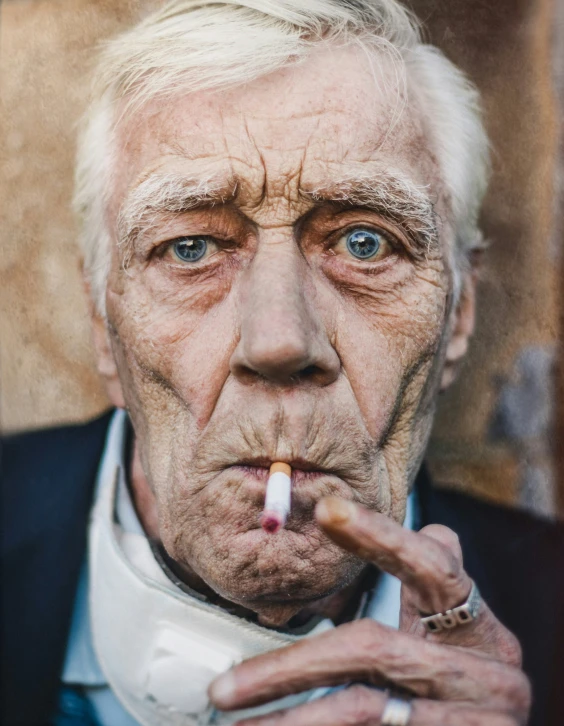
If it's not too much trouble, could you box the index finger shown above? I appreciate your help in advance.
[315,496,521,665]
[315,496,471,616]
[207,619,529,712]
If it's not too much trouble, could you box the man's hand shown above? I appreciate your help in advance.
[208,497,531,725]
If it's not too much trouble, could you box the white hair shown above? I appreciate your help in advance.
[74,0,489,314]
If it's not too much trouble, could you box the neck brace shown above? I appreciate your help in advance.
[89,467,334,726]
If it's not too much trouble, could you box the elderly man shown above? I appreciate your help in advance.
[3,1,564,725]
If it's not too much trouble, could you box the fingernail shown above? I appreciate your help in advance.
[317,497,356,525]
[209,670,236,708]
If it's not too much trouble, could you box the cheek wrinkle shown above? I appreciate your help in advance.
[260,462,292,534]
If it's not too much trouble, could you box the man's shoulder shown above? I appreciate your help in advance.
[1,411,114,725]
[428,483,564,557]
[2,410,114,552]
[3,409,114,472]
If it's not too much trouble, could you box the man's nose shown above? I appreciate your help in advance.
[230,244,340,385]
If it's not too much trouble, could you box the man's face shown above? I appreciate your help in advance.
[100,45,456,613]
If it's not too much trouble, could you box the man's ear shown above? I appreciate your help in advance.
[84,277,127,409]
[440,260,479,391]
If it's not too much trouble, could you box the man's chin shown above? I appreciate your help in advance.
[186,539,365,622]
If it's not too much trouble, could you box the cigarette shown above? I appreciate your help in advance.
[261,462,292,534]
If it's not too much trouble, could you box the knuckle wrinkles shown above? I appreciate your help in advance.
[420,524,461,549]
[442,551,462,583]
[421,550,461,592]
[338,620,382,667]
[499,632,523,668]
[344,685,379,725]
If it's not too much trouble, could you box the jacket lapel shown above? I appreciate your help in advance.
[2,411,113,726]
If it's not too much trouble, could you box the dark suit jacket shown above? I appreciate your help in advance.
[2,412,563,725]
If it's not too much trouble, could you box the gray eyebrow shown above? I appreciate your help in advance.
[303,171,439,258]
[117,172,237,260]
[117,168,438,263]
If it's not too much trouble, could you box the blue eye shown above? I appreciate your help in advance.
[346,229,383,260]
[172,237,208,263]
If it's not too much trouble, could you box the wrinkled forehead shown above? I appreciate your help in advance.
[111,44,439,214]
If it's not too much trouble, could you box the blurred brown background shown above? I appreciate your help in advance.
[1,0,563,518]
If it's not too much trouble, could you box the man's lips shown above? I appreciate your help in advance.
[230,458,333,485]
[206,459,354,535]
[227,463,336,531]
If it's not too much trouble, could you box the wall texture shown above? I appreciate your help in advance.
[407,0,563,517]
[1,0,562,518]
